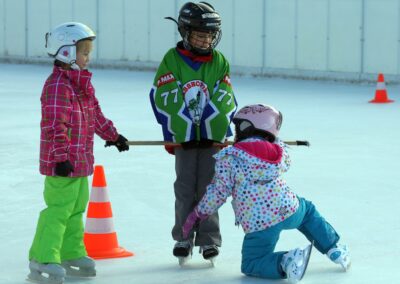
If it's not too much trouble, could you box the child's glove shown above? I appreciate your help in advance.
[164,145,176,155]
[55,160,74,177]
[105,134,129,152]
[182,208,208,239]
[219,139,229,149]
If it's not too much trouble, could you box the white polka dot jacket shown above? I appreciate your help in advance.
[196,137,299,234]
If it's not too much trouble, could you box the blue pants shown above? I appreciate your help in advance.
[241,197,339,279]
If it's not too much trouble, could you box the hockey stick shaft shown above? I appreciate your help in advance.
[126,140,310,146]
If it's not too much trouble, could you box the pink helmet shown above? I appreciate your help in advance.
[233,104,282,141]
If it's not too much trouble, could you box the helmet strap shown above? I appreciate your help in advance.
[182,32,192,51]
[164,17,178,25]
[55,45,79,69]
[70,60,81,70]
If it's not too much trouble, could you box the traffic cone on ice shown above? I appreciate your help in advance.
[369,73,394,103]
[83,165,133,259]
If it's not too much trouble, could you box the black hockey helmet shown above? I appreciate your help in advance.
[166,2,222,54]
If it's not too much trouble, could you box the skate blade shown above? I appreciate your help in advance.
[27,272,65,284]
[341,258,351,272]
[209,257,216,267]
[178,256,190,266]
[63,266,96,277]
[299,243,313,281]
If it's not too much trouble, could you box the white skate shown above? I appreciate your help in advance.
[200,245,219,267]
[61,256,96,277]
[27,260,66,284]
[281,243,313,283]
[173,240,193,266]
[327,244,351,271]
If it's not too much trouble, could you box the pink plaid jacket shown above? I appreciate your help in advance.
[40,66,119,177]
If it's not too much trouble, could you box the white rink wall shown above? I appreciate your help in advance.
[1,0,400,82]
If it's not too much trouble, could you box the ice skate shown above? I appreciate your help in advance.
[173,240,193,266]
[200,245,219,266]
[61,256,96,277]
[281,243,313,283]
[327,244,351,271]
[27,260,66,284]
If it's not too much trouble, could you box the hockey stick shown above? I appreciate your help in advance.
[126,140,310,147]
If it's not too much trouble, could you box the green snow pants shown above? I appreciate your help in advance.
[29,176,89,264]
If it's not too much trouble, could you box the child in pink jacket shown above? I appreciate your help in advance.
[28,22,129,284]
[182,104,350,283]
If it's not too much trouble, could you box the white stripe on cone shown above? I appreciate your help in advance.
[85,218,115,234]
[376,82,386,90]
[89,187,110,202]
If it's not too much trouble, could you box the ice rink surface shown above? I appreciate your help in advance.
[0,63,399,284]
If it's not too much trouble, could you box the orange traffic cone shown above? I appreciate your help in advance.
[369,73,394,103]
[84,165,133,259]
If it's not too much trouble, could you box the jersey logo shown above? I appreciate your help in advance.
[222,74,231,86]
[157,72,176,87]
[182,80,210,125]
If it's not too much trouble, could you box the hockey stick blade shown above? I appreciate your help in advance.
[295,140,310,147]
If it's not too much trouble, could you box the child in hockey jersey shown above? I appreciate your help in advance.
[28,22,129,284]
[150,2,237,261]
[182,104,350,282]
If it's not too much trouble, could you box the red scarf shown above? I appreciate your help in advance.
[177,47,213,62]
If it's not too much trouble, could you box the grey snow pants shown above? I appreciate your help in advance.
[172,146,222,247]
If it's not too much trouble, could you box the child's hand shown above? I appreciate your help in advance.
[182,208,208,239]
[55,160,74,177]
[105,134,129,152]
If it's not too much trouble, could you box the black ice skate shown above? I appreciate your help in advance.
[200,245,219,266]
[173,240,193,266]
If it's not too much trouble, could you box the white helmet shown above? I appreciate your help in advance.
[233,104,282,142]
[45,22,96,69]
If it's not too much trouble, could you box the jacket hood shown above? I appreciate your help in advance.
[234,140,282,164]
